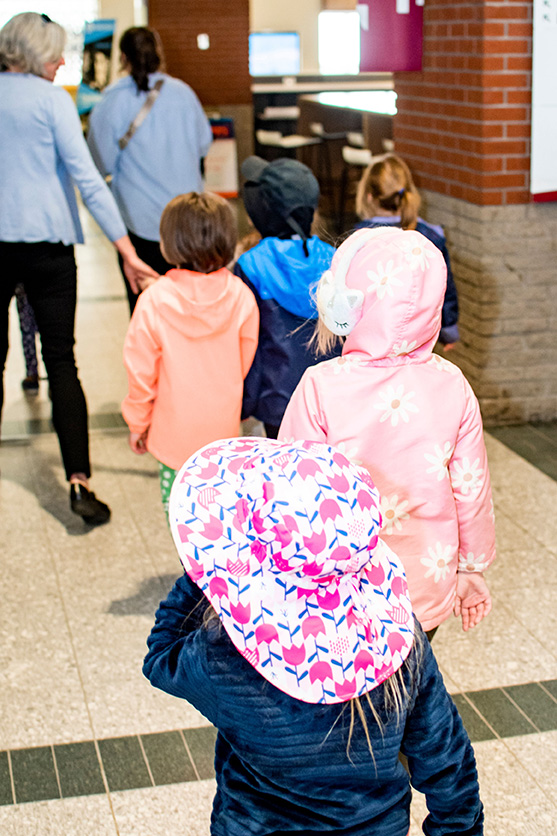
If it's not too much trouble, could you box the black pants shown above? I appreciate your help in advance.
[118,230,173,315]
[0,242,90,480]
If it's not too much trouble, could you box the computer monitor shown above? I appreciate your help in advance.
[249,32,301,77]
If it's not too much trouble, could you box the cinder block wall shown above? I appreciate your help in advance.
[394,0,557,425]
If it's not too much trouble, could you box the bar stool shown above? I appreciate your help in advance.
[337,145,373,235]
[309,122,348,221]
[255,129,322,164]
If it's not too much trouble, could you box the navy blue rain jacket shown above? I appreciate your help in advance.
[355,217,460,345]
[144,573,484,836]
[235,236,341,427]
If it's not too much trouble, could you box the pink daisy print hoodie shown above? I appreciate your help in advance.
[279,227,496,631]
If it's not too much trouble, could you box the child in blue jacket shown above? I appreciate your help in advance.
[235,156,340,438]
[143,437,484,836]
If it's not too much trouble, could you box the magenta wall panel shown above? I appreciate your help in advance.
[359,0,423,72]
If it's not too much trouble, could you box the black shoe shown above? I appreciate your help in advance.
[70,483,111,526]
[22,374,39,392]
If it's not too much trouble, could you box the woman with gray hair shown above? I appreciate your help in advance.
[0,12,157,525]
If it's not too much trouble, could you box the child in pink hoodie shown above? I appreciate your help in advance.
[280,227,495,637]
[122,192,259,514]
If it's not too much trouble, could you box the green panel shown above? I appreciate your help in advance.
[452,694,496,742]
[183,727,217,779]
[141,731,197,786]
[55,741,105,798]
[11,747,60,804]
[98,736,151,792]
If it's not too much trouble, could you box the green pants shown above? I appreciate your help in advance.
[158,462,178,523]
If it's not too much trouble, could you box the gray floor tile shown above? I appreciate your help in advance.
[141,731,197,786]
[489,425,557,482]
[98,737,152,793]
[0,753,13,806]
[11,746,60,804]
[183,727,217,780]
[55,741,105,798]
[503,683,557,732]
[466,689,538,738]
[539,679,557,701]
[451,694,496,742]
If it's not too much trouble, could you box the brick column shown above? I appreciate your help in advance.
[394,0,557,424]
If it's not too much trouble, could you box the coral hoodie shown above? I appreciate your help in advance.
[280,228,495,630]
[122,268,259,470]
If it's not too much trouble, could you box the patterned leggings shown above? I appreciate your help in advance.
[15,284,38,377]
[158,461,178,523]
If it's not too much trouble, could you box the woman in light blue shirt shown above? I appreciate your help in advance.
[0,12,157,526]
[87,27,213,312]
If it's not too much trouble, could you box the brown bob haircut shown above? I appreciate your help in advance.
[160,192,237,273]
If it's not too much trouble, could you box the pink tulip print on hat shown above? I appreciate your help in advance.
[169,437,415,704]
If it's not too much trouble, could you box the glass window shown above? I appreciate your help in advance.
[0,1,99,85]
[318,11,361,76]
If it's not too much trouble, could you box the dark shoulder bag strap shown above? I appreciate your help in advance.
[118,79,164,150]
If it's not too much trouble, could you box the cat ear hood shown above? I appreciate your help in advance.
[317,227,447,358]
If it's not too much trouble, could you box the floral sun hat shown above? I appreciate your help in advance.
[169,437,415,704]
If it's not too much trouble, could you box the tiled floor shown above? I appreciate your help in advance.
[1,209,556,834]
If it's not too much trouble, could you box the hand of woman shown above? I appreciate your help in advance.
[114,235,159,294]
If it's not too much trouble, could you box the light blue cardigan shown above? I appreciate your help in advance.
[0,72,126,245]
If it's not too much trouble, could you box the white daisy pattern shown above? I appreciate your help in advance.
[331,357,364,375]
[380,494,410,535]
[427,355,460,375]
[421,543,455,583]
[390,340,418,357]
[335,441,362,464]
[458,551,487,572]
[366,260,403,300]
[424,441,454,481]
[374,385,419,427]
[398,237,433,270]
[452,457,484,496]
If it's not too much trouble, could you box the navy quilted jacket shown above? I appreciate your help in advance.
[144,574,483,836]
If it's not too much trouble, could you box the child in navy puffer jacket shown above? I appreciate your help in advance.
[235,156,341,439]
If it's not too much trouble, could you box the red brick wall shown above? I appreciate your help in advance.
[393,0,533,206]
[148,0,251,106]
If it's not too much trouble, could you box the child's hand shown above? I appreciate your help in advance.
[454,572,492,631]
[129,430,148,455]
[138,275,159,292]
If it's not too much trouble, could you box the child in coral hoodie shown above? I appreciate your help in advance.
[122,192,259,514]
[279,227,495,637]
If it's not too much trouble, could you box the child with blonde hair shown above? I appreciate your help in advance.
[280,227,495,637]
[122,192,259,514]
[144,436,484,835]
[355,154,459,349]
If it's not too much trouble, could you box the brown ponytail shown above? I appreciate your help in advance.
[119,26,165,92]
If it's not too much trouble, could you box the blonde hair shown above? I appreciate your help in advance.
[356,155,421,231]
[160,192,237,273]
[201,598,421,762]
[347,629,423,763]
[0,12,65,77]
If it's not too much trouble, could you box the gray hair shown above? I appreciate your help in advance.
[0,12,66,77]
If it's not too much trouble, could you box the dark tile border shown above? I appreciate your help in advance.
[2,680,555,806]
[488,423,557,482]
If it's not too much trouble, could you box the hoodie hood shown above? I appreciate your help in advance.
[317,227,446,361]
[238,236,334,320]
[156,268,241,338]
